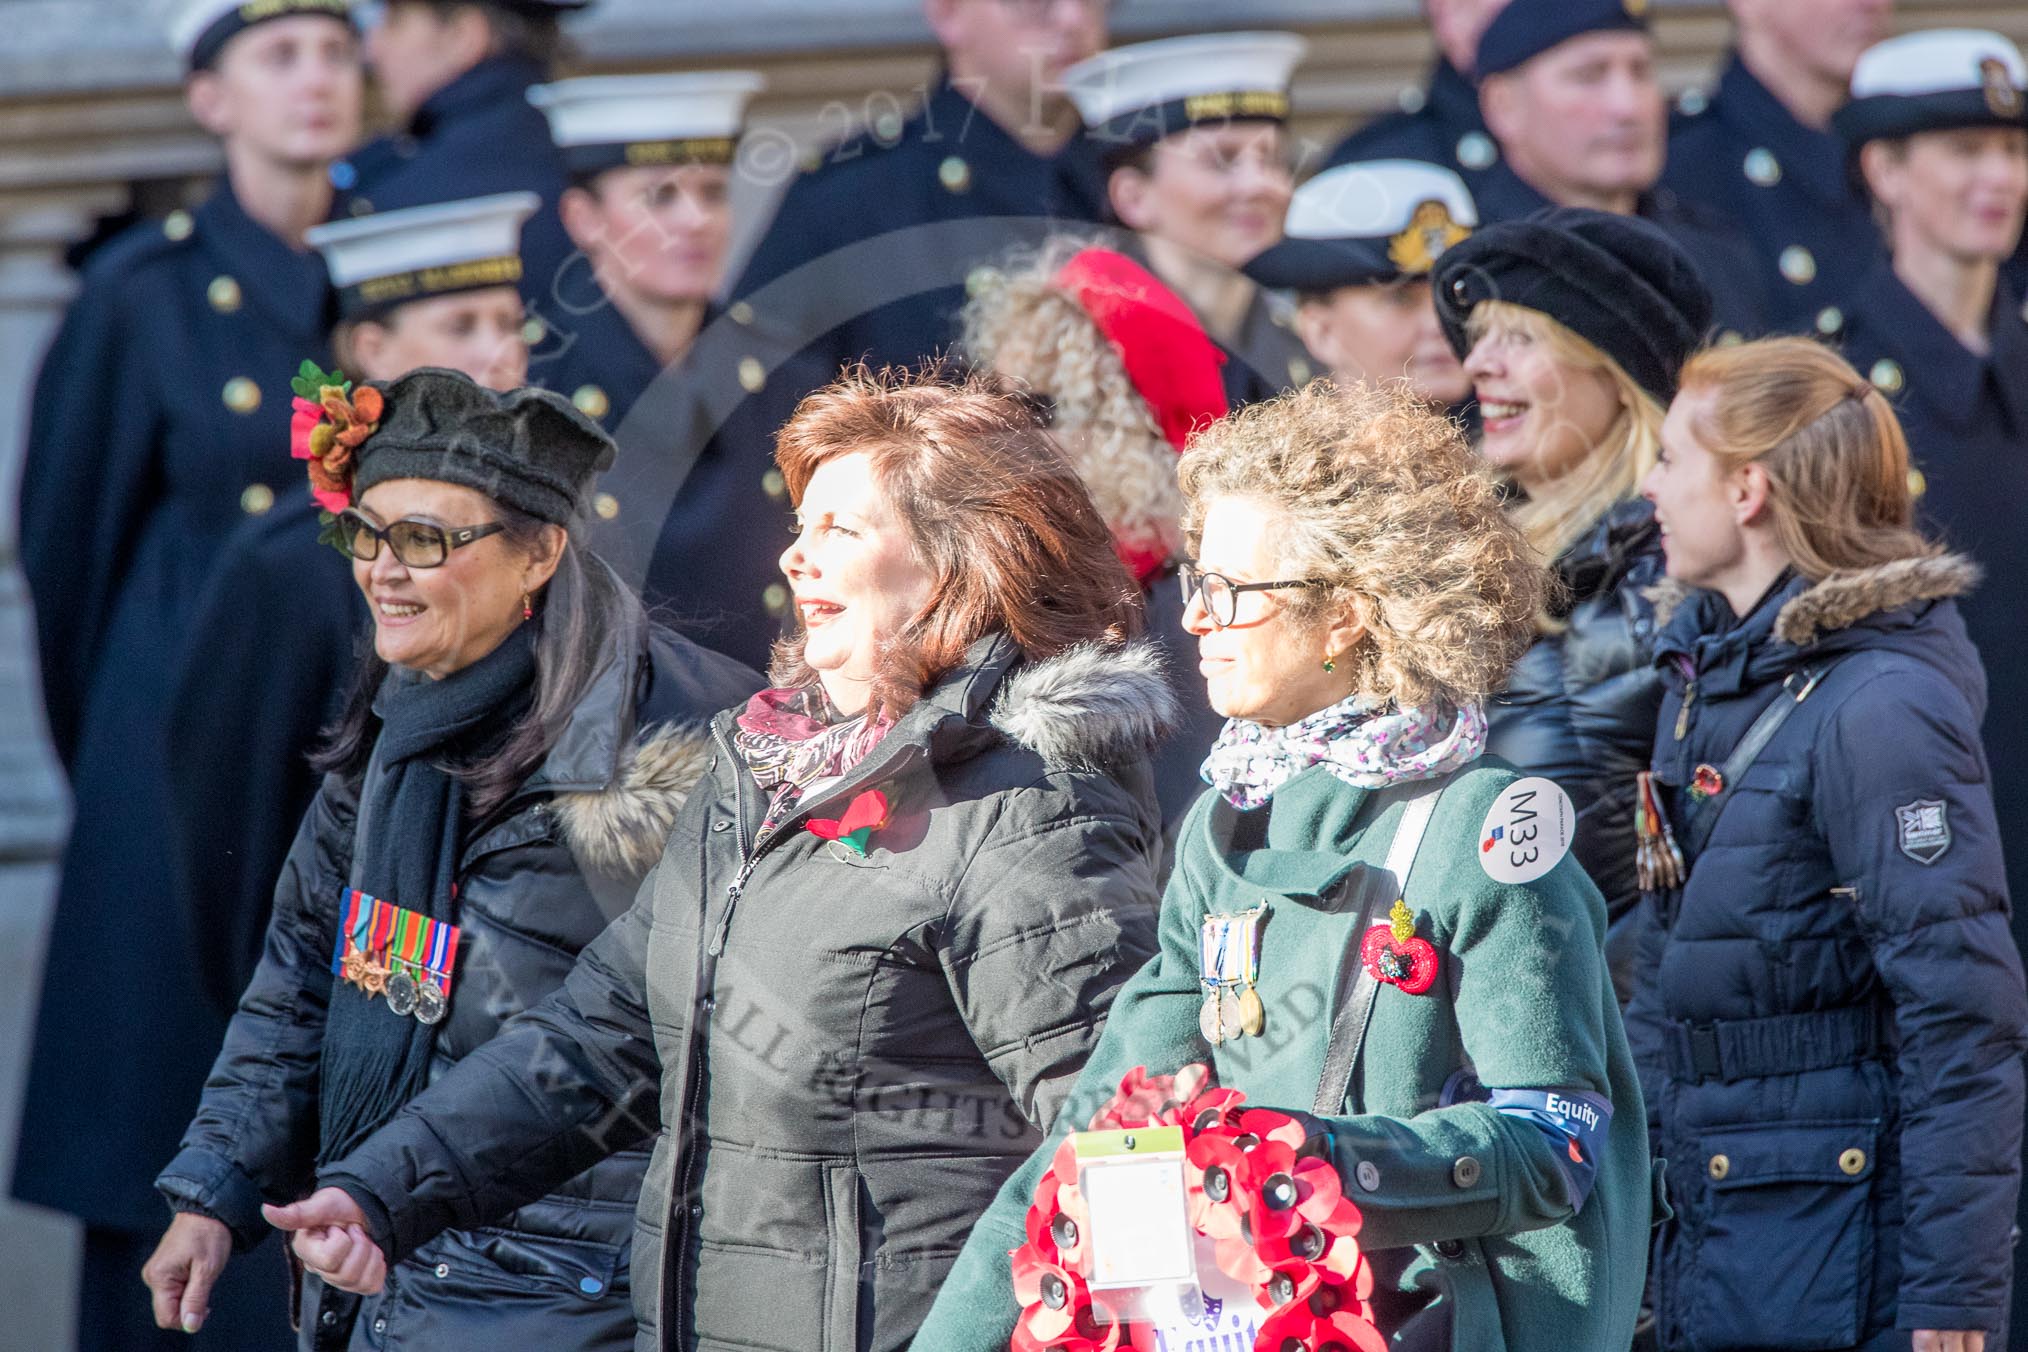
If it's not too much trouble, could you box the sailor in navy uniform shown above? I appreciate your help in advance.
[1829,32,2028,1070]
[1245,158,1478,423]
[330,0,585,312]
[1663,1,1891,334]
[731,0,1109,376]
[1469,0,1770,336]
[1322,0,1508,188]
[1059,30,1319,405]
[12,2,360,1346]
[163,191,538,1033]
[530,73,828,671]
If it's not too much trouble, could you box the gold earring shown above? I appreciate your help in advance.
[1323,655,1337,673]
[522,592,533,621]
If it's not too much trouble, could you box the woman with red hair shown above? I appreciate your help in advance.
[253,368,1179,1352]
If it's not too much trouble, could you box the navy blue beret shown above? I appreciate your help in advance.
[1476,0,1651,79]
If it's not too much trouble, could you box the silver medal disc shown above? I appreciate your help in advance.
[1199,992,1224,1046]
[1217,988,1247,1042]
[384,970,418,1017]
[413,981,447,1025]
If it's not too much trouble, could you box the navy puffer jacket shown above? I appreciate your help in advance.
[1625,555,2028,1350]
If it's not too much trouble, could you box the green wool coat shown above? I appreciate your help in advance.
[912,760,1650,1351]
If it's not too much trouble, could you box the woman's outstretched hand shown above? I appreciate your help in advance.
[264,1188,389,1294]
[143,1212,233,1332]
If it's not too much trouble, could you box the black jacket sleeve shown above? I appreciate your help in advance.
[315,851,666,1263]
[155,773,358,1250]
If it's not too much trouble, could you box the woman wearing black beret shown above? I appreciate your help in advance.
[227,369,1176,1352]
[1433,206,1714,999]
[145,368,761,1349]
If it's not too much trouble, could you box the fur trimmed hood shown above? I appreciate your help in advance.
[1649,553,1978,645]
[988,640,1182,769]
[552,720,715,878]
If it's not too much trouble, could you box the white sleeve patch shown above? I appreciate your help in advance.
[1477,776,1576,884]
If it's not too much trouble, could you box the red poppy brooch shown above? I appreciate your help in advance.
[1359,900,1439,996]
[1008,1064,1384,1352]
[805,789,889,858]
[289,360,382,545]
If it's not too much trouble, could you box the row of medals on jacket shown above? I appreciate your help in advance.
[341,947,448,1024]
[1201,903,1268,1046]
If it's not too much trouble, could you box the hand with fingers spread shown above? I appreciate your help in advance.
[264,1188,389,1295]
[142,1212,233,1334]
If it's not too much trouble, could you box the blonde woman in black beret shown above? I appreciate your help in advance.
[146,369,760,1349]
[1432,206,1713,999]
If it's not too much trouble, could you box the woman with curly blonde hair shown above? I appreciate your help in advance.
[964,240,1236,824]
[1431,207,1714,998]
[917,379,1652,1352]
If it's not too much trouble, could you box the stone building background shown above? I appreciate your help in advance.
[1,1,2024,1345]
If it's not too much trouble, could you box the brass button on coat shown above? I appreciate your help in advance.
[222,377,261,414]
[1870,358,1904,395]
[1451,1155,1482,1189]
[163,210,194,241]
[573,385,610,420]
[1707,1153,1731,1182]
[1838,1148,1867,1176]
[593,492,620,520]
[239,483,275,515]
[939,155,971,193]
[761,468,786,500]
[1778,246,1817,286]
[738,356,766,393]
[207,275,242,313]
[762,582,789,616]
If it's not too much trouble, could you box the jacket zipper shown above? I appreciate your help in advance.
[704,725,921,958]
[667,725,922,1338]
[1673,680,1698,741]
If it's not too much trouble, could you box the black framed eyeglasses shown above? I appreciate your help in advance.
[337,508,505,569]
[1177,562,1327,629]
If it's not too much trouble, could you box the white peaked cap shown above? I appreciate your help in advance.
[307,192,537,318]
[1852,28,2026,98]
[169,0,351,67]
[1286,160,1479,241]
[529,72,766,148]
[1061,32,1309,135]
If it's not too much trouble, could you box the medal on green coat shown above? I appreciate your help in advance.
[1197,903,1269,1046]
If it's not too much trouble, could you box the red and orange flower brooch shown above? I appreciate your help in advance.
[1009,1065,1385,1352]
[289,360,382,545]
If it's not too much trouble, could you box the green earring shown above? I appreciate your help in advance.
[1323,656,1337,673]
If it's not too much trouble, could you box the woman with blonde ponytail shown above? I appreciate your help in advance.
[1430,208,1713,996]
[1630,334,2027,1352]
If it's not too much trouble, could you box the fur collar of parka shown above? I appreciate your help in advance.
[552,722,716,878]
[985,638,1182,768]
[1649,552,1979,647]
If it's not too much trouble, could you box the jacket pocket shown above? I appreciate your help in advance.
[820,1162,863,1352]
[1687,1120,1877,1350]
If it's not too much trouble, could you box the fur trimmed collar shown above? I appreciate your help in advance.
[1649,553,1978,645]
[1772,553,1979,645]
[552,721,714,878]
[987,640,1181,768]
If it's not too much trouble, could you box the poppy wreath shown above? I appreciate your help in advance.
[1008,1065,1385,1352]
[289,359,383,549]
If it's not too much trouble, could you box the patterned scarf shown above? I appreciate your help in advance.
[1201,693,1488,810]
[732,685,892,841]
